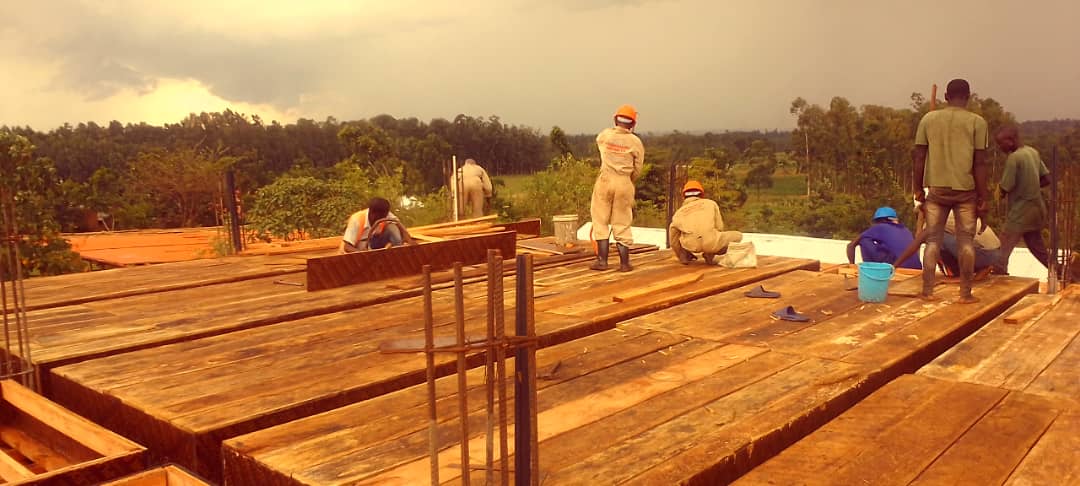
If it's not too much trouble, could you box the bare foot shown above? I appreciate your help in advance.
[974,267,992,282]
[957,295,980,304]
[919,294,941,302]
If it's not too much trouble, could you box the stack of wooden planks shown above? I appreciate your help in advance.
[738,289,1077,485]
[240,216,542,256]
[46,254,818,481]
[217,270,1037,485]
[0,380,145,484]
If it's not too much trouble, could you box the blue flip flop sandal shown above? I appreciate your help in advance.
[771,305,811,322]
[745,285,781,298]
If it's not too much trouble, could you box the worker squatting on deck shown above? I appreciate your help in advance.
[913,78,989,304]
[339,197,416,253]
[460,158,493,219]
[590,104,645,272]
[669,180,743,265]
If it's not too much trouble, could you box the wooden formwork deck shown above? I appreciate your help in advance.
[48,254,817,481]
[218,271,1037,485]
[737,288,1078,485]
[11,242,654,393]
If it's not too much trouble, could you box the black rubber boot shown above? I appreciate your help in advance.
[617,243,633,272]
[590,239,609,271]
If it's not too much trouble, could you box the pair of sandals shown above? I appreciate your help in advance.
[744,285,812,322]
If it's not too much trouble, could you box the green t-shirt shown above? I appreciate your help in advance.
[915,107,989,191]
[1000,145,1049,233]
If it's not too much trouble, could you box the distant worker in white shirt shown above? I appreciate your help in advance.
[339,197,415,253]
[460,158,493,218]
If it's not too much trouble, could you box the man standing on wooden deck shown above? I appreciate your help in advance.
[339,197,415,253]
[913,78,989,303]
[460,158,493,218]
[670,180,743,265]
[994,125,1051,274]
[590,104,645,272]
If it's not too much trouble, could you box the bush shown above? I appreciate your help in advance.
[0,132,86,277]
[500,155,596,234]
[247,162,455,240]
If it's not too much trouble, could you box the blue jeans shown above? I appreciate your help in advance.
[368,220,403,250]
[941,234,999,275]
[924,188,978,298]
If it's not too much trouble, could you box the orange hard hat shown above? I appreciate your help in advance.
[614,104,638,123]
[683,180,704,195]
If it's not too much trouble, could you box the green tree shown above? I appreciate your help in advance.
[129,147,230,227]
[550,126,573,156]
[0,131,86,278]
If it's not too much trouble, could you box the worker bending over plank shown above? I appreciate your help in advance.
[339,197,416,253]
[460,158,493,219]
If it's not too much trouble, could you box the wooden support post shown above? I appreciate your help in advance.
[422,265,439,486]
[484,251,497,485]
[514,254,539,486]
[453,263,471,486]
[223,170,243,254]
[494,253,509,486]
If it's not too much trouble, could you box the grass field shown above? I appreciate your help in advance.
[495,172,808,201]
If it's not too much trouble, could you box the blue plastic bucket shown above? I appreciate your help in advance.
[858,262,895,303]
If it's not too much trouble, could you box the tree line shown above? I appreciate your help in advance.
[2,95,1077,278]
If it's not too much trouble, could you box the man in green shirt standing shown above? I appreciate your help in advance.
[994,125,1051,274]
[912,78,989,304]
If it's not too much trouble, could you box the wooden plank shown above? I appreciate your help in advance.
[0,448,35,482]
[738,375,1076,486]
[305,231,517,291]
[0,425,74,471]
[1,380,140,457]
[101,465,210,486]
[919,292,1079,401]
[1004,293,1063,323]
[500,218,542,237]
[612,272,704,302]
[912,390,1062,485]
[1005,408,1080,485]
[221,328,684,484]
[16,252,318,312]
[52,256,819,482]
[0,381,147,485]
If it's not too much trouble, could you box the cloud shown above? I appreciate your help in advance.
[2,0,1079,133]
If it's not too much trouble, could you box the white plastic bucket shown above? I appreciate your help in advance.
[552,214,579,246]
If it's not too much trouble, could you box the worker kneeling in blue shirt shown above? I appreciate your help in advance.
[846,207,922,270]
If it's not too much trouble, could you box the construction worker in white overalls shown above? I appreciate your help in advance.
[460,158,493,218]
[590,104,644,272]
[670,180,743,265]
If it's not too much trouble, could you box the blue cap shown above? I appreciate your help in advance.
[873,207,898,221]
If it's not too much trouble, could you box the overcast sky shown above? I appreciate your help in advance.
[2,0,1077,133]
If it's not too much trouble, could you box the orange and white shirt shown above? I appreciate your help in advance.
[340,209,399,252]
